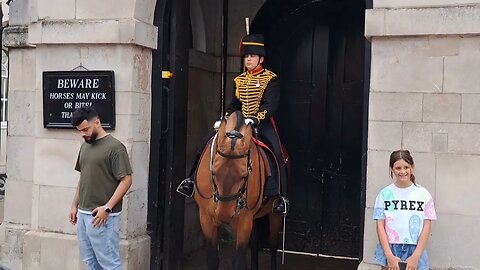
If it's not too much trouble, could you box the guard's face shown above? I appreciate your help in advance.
[244,54,264,71]
[76,118,100,144]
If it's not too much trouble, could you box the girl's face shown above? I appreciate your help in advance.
[244,54,263,71]
[391,158,414,187]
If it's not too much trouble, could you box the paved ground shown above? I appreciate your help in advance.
[184,243,360,270]
[0,195,358,270]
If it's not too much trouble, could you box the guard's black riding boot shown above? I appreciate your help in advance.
[176,131,217,198]
[176,178,195,198]
[273,196,289,214]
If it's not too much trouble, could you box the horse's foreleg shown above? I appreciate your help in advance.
[200,214,219,270]
[206,237,219,270]
[234,216,254,270]
[249,221,259,270]
[268,214,283,270]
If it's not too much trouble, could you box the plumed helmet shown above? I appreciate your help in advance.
[239,34,266,57]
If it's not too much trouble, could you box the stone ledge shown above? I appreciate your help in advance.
[373,0,480,9]
[0,223,30,270]
[26,19,157,49]
[357,261,380,270]
[366,6,480,38]
[23,230,150,270]
[2,26,32,48]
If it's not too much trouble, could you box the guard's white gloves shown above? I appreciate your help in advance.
[244,118,255,126]
[213,120,221,130]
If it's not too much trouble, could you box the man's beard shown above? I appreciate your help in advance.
[83,132,98,144]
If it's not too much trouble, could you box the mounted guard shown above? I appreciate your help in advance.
[177,33,289,215]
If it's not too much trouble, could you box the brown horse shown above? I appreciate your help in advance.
[194,111,284,270]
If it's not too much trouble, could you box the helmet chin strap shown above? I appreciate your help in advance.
[246,57,263,72]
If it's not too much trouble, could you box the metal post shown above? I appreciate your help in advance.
[220,0,228,116]
[282,214,286,264]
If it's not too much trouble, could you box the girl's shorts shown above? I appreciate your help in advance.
[374,243,429,270]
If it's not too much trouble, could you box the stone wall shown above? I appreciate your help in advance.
[361,5,480,270]
[0,0,157,269]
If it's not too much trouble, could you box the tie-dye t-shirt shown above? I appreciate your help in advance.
[373,183,437,245]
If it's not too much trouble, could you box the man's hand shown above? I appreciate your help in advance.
[69,206,78,225]
[91,206,109,228]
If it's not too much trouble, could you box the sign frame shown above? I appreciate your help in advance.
[42,70,115,129]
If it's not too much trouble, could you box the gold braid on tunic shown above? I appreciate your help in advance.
[233,69,277,121]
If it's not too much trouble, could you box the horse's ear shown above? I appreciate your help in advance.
[242,123,253,145]
[217,117,226,141]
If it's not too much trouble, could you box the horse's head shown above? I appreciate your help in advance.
[212,111,253,222]
[217,111,253,153]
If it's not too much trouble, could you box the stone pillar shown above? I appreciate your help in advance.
[361,2,480,270]
[0,0,157,269]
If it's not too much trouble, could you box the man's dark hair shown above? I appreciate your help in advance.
[70,106,99,127]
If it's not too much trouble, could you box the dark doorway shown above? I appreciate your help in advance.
[253,0,366,258]
[149,0,368,267]
[148,0,190,269]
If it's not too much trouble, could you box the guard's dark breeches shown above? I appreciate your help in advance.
[257,120,287,197]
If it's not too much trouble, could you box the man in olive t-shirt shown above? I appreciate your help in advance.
[68,107,132,270]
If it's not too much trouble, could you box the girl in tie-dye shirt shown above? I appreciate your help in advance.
[373,150,437,270]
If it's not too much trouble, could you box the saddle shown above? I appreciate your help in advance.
[201,131,286,195]
[251,137,281,188]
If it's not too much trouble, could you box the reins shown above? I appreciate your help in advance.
[213,146,252,207]
[196,126,264,213]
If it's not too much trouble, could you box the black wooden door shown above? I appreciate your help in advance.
[148,0,190,269]
[269,3,365,258]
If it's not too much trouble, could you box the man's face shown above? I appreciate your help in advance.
[76,118,99,144]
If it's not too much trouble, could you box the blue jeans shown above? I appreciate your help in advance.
[77,212,121,270]
[374,243,429,270]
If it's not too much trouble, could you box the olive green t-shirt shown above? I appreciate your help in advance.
[75,134,132,213]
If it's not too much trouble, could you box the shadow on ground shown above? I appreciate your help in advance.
[184,243,359,270]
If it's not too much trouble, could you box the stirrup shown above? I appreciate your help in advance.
[176,178,195,198]
[273,197,289,215]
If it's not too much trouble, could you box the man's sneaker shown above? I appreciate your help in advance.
[176,178,195,198]
[273,197,289,214]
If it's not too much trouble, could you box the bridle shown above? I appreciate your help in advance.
[211,130,253,210]
[195,123,263,213]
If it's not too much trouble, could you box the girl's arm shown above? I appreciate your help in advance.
[406,220,432,267]
[376,220,400,269]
